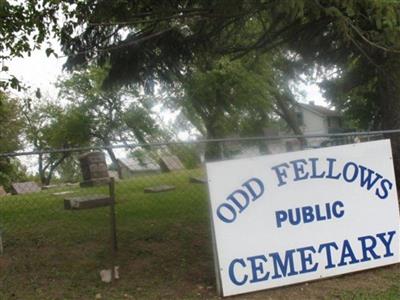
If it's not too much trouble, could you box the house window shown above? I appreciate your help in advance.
[328,117,340,129]
[296,112,304,126]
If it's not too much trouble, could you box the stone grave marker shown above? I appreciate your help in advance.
[159,155,184,172]
[64,194,112,210]
[79,151,110,187]
[144,185,176,193]
[11,182,41,195]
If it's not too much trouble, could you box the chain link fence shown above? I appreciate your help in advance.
[0,130,398,299]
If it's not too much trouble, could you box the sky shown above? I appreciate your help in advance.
[6,48,65,99]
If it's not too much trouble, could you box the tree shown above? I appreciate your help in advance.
[56,156,81,183]
[0,92,26,189]
[22,99,91,185]
[0,92,22,153]
[2,1,332,89]
[164,54,274,159]
[58,66,161,177]
[280,1,400,183]
[164,48,307,159]
[47,1,400,133]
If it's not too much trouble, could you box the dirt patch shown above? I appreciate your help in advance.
[215,264,400,300]
[0,257,10,269]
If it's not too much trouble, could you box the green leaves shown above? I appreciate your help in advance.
[173,54,275,139]
[0,92,23,153]
[57,65,161,145]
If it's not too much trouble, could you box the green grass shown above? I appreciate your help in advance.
[0,169,399,299]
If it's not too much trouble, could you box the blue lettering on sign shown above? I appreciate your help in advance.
[248,255,270,283]
[216,156,392,225]
[297,246,318,274]
[227,231,397,286]
[318,242,339,269]
[275,201,344,228]
[271,157,393,200]
[216,177,264,223]
[269,250,298,279]
[228,258,247,286]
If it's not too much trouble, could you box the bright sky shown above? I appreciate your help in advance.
[297,83,326,106]
[6,47,66,99]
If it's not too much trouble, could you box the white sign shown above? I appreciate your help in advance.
[206,140,400,297]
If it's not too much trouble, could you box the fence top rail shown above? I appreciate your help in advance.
[1,129,399,158]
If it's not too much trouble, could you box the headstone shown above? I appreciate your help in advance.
[144,185,176,193]
[79,152,110,187]
[118,157,160,178]
[0,186,6,197]
[11,182,40,195]
[64,195,112,210]
[159,155,184,172]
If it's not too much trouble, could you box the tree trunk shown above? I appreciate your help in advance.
[38,153,46,185]
[204,123,224,162]
[204,100,225,161]
[274,91,306,147]
[106,146,122,179]
[42,153,69,186]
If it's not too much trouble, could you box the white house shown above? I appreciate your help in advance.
[294,101,342,135]
[292,101,343,148]
[265,102,343,153]
[203,102,344,160]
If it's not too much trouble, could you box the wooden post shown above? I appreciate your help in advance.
[109,177,117,281]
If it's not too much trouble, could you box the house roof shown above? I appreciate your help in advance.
[297,102,341,117]
[118,157,160,172]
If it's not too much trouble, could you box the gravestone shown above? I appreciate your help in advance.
[159,155,184,172]
[11,182,41,195]
[64,195,112,210]
[0,186,6,197]
[79,151,110,187]
[144,185,176,193]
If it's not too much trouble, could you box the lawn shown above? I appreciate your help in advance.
[0,169,399,299]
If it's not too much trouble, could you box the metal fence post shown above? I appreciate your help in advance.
[219,141,225,160]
